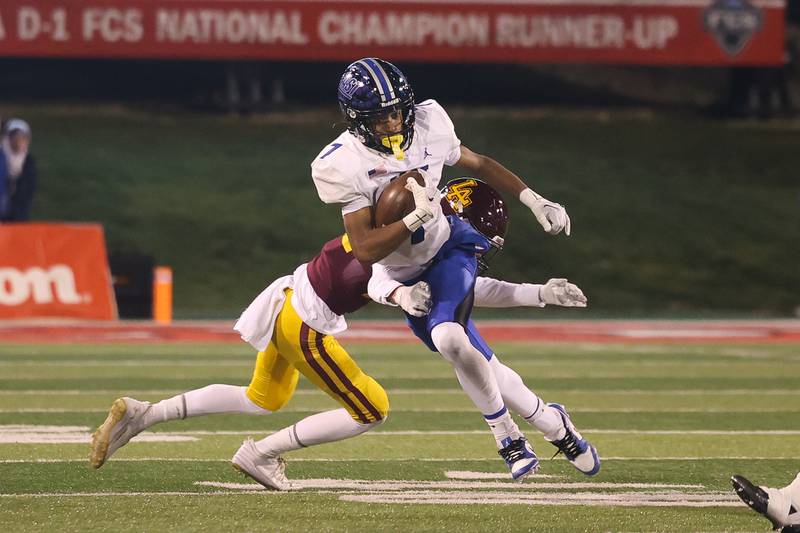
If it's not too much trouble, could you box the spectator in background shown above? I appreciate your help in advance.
[0,119,37,222]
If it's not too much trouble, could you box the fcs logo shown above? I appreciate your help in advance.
[703,0,763,56]
[446,179,479,213]
[0,265,85,306]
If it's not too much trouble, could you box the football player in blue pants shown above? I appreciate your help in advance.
[311,58,600,480]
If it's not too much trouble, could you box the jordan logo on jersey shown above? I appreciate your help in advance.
[446,179,479,212]
[423,147,432,159]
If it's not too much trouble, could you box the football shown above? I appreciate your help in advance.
[374,170,425,227]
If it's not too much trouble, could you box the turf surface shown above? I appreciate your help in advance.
[1,340,797,532]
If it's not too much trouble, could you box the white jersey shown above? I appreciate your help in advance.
[311,99,461,281]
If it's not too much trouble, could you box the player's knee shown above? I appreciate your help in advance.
[371,382,390,422]
[431,322,475,365]
[245,385,287,412]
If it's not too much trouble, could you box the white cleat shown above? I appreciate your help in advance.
[231,438,292,491]
[89,397,151,469]
[546,403,601,476]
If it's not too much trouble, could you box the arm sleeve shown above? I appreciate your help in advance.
[368,263,404,307]
[474,277,544,308]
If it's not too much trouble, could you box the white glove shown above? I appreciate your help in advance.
[520,188,571,236]
[539,278,587,307]
[402,177,436,232]
[391,282,432,317]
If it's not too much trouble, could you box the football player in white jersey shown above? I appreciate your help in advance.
[311,58,599,479]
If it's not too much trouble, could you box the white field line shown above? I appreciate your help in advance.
[195,479,706,490]
[4,407,799,413]
[3,456,800,464]
[0,425,197,444]
[4,426,800,439]
[0,361,254,367]
[445,471,563,480]
[339,492,741,507]
[195,479,740,508]
[0,491,260,498]
[2,388,800,396]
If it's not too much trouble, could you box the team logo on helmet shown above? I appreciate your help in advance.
[703,0,762,56]
[339,76,362,100]
[446,179,479,213]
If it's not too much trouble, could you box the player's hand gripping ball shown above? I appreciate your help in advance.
[374,170,426,227]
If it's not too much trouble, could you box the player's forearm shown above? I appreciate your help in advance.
[474,277,544,308]
[458,152,527,198]
[348,221,410,264]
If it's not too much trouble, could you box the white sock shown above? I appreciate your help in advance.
[431,323,518,448]
[489,356,565,441]
[254,408,379,456]
[142,384,268,428]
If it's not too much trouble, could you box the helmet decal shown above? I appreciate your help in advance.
[357,58,396,103]
[446,179,479,212]
[339,75,362,100]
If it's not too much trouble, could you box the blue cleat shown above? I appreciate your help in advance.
[498,436,540,481]
[546,403,601,476]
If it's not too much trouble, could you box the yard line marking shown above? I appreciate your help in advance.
[0,492,260,498]
[0,425,197,444]
[3,456,800,464]
[3,407,799,414]
[340,491,741,507]
[0,361,253,367]
[195,479,707,490]
[445,471,563,480]
[3,426,800,438]
[2,388,799,396]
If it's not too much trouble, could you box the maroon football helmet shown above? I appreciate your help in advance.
[441,178,508,272]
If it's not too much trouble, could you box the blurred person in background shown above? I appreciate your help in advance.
[0,118,37,222]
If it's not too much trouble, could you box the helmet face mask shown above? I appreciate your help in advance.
[441,178,509,273]
[338,58,415,158]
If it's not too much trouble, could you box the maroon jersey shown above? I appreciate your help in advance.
[306,235,372,316]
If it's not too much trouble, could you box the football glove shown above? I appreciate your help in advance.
[520,188,571,236]
[402,177,436,232]
[540,278,587,307]
[392,282,432,317]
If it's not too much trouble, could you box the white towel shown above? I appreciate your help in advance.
[233,275,293,351]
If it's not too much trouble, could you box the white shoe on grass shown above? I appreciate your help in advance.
[90,397,151,469]
[231,438,292,491]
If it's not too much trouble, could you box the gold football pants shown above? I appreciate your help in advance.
[245,289,388,424]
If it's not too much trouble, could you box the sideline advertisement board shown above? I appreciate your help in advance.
[0,223,118,320]
[0,0,785,65]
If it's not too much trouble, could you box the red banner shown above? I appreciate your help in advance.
[0,0,785,65]
[0,223,118,320]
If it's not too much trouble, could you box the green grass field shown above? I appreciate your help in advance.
[1,339,798,532]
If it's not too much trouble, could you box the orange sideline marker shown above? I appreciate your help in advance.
[153,266,173,324]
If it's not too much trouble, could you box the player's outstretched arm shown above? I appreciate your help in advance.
[454,146,571,236]
[475,277,587,308]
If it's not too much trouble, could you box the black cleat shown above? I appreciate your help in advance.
[732,474,783,530]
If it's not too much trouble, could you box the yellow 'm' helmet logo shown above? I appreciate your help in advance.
[446,179,478,212]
